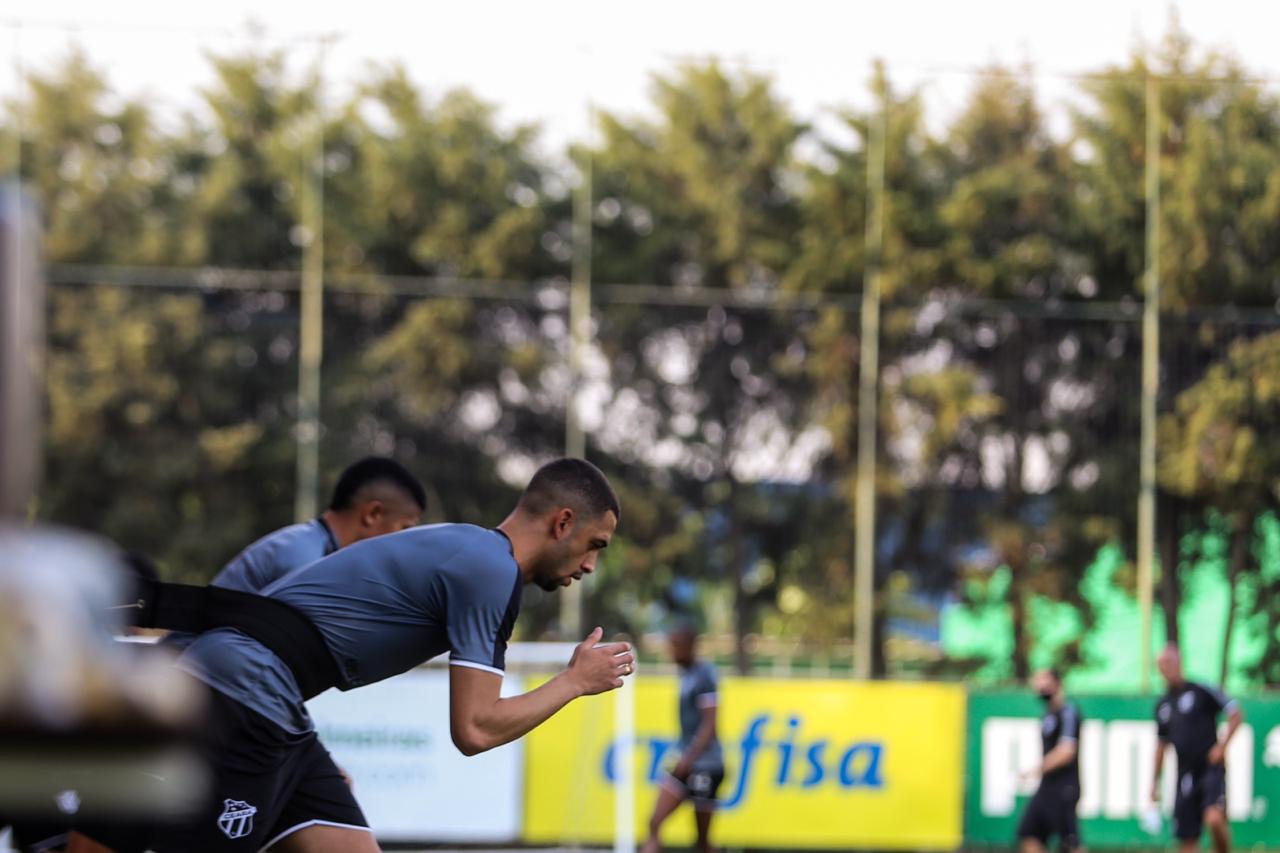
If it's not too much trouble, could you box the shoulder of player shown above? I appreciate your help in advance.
[1183,681,1220,702]
[1189,680,1227,697]
[1193,681,1236,709]
[695,659,720,683]
[252,521,323,557]
[221,522,306,572]
[436,524,521,584]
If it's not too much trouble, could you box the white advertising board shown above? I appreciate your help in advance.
[307,669,523,842]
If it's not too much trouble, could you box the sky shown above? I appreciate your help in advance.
[5,0,1280,155]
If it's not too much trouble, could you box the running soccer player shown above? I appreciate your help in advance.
[7,463,425,853]
[641,622,723,853]
[212,456,426,593]
[1016,669,1082,853]
[1150,644,1243,853]
[95,457,632,853]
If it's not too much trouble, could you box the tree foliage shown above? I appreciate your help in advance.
[8,29,1280,679]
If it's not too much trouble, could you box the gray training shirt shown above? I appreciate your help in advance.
[178,523,523,734]
[678,660,723,770]
[164,518,342,653]
[212,517,340,593]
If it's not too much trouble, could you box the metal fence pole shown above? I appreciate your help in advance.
[1137,74,1161,693]
[294,41,330,522]
[854,92,887,680]
[561,111,593,640]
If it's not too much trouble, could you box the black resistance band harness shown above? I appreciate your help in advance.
[122,578,341,700]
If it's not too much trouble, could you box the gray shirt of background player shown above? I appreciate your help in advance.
[678,660,723,770]
[212,518,339,593]
[164,518,342,653]
[178,524,522,734]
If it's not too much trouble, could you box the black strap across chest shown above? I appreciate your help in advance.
[129,580,341,700]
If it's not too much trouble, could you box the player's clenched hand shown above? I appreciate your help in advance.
[567,626,635,696]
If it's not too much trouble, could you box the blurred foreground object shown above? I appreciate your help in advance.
[0,526,208,819]
[0,184,207,824]
[0,182,42,517]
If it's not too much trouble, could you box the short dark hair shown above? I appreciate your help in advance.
[668,615,701,639]
[1047,667,1063,684]
[518,457,620,521]
[328,457,427,512]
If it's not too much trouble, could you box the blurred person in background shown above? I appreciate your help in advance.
[212,456,426,593]
[1151,644,1243,853]
[1016,668,1083,853]
[641,620,723,853]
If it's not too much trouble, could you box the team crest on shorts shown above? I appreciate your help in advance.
[217,799,258,840]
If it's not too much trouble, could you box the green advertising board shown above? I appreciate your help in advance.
[966,691,1280,848]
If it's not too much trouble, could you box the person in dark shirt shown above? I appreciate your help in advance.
[1016,669,1083,853]
[642,622,723,853]
[1150,644,1243,853]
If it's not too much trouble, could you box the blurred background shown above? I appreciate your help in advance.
[3,1,1280,847]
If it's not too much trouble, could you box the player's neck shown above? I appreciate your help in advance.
[320,508,356,549]
[496,513,539,582]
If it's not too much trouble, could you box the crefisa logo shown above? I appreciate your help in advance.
[603,713,886,808]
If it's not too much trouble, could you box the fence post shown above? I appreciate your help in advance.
[294,40,331,523]
[854,82,887,680]
[562,107,594,640]
[1137,73,1161,692]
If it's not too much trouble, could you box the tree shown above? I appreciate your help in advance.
[316,63,568,514]
[786,66,1005,675]
[6,51,173,264]
[587,62,812,669]
[1077,22,1280,654]
[1159,332,1280,682]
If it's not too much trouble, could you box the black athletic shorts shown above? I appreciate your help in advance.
[7,819,71,852]
[1173,763,1227,840]
[1016,782,1081,851]
[80,688,369,852]
[661,766,726,811]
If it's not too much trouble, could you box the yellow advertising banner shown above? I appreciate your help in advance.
[523,677,966,849]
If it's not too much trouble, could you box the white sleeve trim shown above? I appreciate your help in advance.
[696,692,719,709]
[450,658,505,677]
[261,819,372,850]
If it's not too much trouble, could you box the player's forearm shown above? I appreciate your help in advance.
[1152,742,1167,790]
[1040,742,1077,775]
[1221,708,1244,746]
[457,671,583,755]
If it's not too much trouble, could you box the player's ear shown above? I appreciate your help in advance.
[362,499,385,529]
[551,507,574,540]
